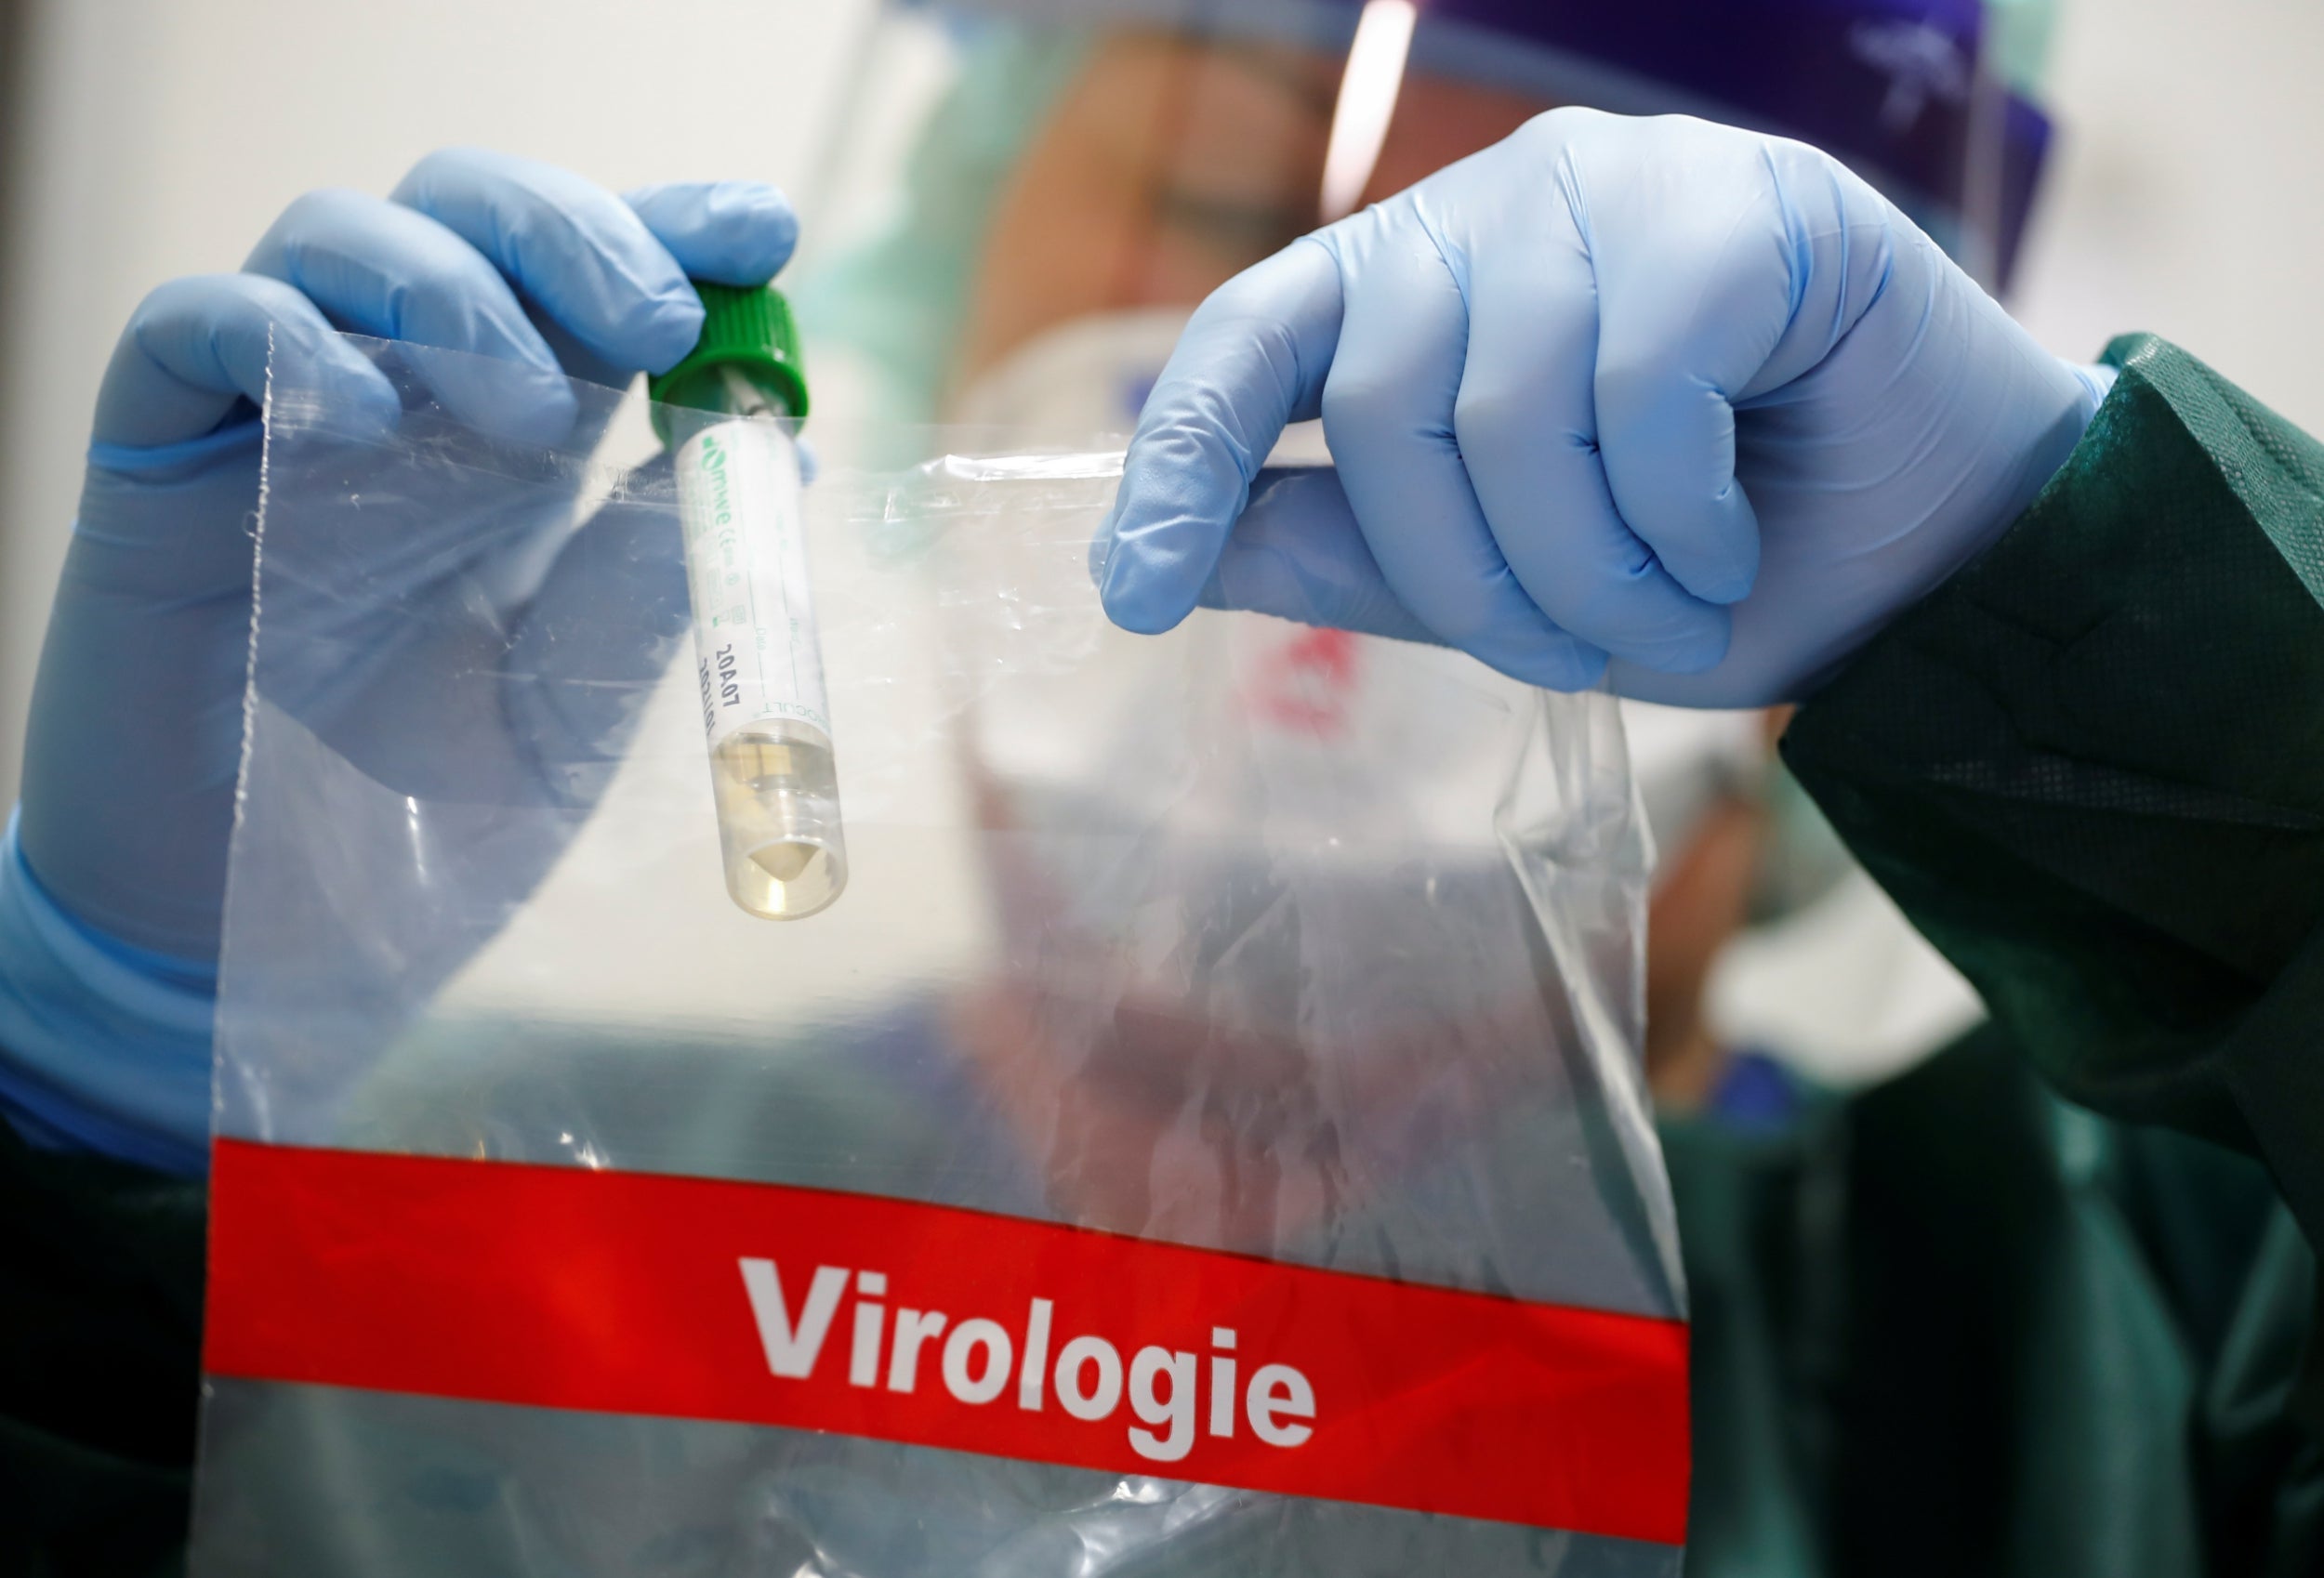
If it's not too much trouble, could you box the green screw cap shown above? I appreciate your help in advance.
[648,281,810,435]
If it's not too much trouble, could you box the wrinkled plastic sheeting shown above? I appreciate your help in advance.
[191,335,1682,1577]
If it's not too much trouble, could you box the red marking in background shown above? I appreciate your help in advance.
[1248,628,1361,736]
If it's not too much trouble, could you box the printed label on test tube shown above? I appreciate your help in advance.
[677,418,828,746]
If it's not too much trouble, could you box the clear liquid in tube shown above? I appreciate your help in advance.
[672,366,845,920]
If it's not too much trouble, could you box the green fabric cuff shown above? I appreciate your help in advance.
[1780,333,2324,1208]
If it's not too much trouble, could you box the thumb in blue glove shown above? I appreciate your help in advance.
[1095,108,2111,707]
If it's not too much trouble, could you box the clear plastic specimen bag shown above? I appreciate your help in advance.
[190,336,1687,1576]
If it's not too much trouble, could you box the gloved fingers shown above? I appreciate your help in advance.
[623,181,799,287]
[1192,467,1445,648]
[91,273,399,452]
[1581,138,1795,606]
[390,148,703,376]
[1096,241,1343,635]
[244,187,577,444]
[1315,213,1607,690]
[528,179,799,392]
[1454,229,1731,674]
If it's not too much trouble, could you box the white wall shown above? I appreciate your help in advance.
[2009,0,2324,427]
[4,0,2322,807]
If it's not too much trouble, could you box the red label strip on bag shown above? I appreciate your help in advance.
[205,1139,1688,1545]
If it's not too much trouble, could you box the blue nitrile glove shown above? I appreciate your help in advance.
[0,149,798,1171]
[1097,109,2114,706]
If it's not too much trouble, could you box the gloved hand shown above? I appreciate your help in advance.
[1096,109,2113,706]
[3,149,797,1169]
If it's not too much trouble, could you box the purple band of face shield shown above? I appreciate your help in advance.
[944,0,2053,288]
[1414,0,2051,287]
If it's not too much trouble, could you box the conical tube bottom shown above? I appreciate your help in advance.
[709,724,847,920]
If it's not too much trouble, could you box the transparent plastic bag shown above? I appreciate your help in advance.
[190,336,1686,1576]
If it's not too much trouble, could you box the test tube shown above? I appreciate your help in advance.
[652,283,845,920]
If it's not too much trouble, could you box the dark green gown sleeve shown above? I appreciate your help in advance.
[1782,333,2324,1256]
[0,1112,205,1576]
[1693,336,2324,1573]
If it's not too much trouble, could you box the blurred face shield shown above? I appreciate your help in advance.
[766,0,2054,1163]
[795,0,2058,433]
[189,15,2071,1561]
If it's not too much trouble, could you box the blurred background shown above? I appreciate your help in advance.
[0,0,2317,832]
